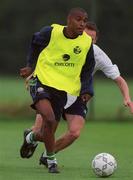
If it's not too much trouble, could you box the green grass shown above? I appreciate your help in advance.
[0,76,31,104]
[0,76,133,179]
[0,118,133,179]
[93,78,133,119]
[0,76,133,119]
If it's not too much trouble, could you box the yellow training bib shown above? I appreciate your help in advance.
[34,24,92,96]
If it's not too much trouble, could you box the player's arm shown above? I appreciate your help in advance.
[20,26,53,78]
[81,77,93,102]
[94,44,133,113]
[114,76,133,113]
[80,44,95,102]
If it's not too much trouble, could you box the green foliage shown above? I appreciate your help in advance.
[0,0,133,75]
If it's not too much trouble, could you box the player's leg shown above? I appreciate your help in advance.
[20,78,66,173]
[35,88,67,173]
[39,97,87,167]
[31,114,43,132]
[32,114,58,140]
[21,98,59,173]
[32,112,85,154]
[22,112,59,159]
[20,114,43,160]
[40,114,85,167]
[54,97,87,153]
[55,114,85,153]
[35,99,60,173]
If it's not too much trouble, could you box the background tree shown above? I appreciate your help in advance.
[0,0,133,76]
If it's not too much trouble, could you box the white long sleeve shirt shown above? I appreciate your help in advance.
[93,44,120,80]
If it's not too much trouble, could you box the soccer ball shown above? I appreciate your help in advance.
[91,153,117,177]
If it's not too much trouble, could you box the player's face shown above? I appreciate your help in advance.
[84,28,97,43]
[67,12,88,36]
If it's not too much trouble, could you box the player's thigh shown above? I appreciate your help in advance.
[66,114,85,132]
[36,99,55,121]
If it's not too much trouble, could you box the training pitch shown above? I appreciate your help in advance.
[0,118,133,180]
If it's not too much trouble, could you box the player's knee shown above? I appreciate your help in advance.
[68,130,81,140]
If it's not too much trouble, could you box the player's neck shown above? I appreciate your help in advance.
[63,27,78,39]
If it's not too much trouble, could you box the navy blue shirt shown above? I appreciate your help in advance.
[27,26,95,96]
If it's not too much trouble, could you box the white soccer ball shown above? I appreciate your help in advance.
[91,153,117,177]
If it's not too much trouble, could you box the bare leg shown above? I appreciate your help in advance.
[34,99,60,172]
[31,114,43,132]
[30,113,85,154]
[55,114,85,153]
[31,114,58,142]
[31,113,85,153]
[35,99,58,153]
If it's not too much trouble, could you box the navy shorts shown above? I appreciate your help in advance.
[29,77,67,121]
[63,97,88,120]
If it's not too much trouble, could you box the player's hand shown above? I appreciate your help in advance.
[81,94,92,103]
[20,67,32,78]
[124,100,133,114]
[25,73,33,90]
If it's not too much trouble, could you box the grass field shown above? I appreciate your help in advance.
[0,118,133,180]
[0,77,133,179]
[0,76,133,119]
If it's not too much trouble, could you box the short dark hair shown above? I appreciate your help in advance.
[68,7,88,17]
[86,21,99,38]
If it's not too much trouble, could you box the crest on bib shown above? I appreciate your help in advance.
[62,54,70,61]
[73,46,82,54]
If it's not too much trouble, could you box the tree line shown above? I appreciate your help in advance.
[0,0,133,76]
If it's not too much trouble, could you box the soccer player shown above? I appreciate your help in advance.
[19,8,95,173]
[27,21,133,165]
[85,22,133,111]
[21,21,133,171]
